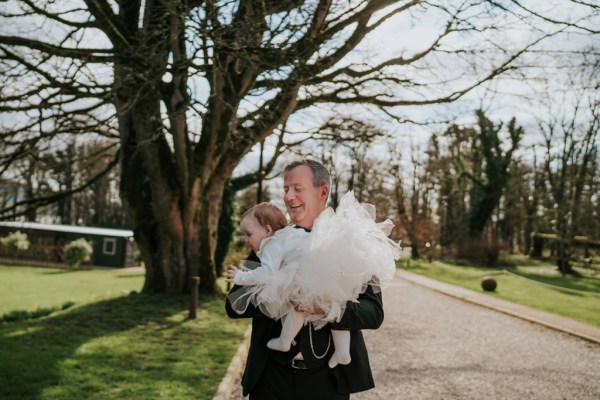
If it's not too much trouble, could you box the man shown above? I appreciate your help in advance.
[226,159,384,399]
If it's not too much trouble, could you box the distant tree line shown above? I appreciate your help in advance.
[310,107,598,275]
[3,0,596,294]
[3,104,597,278]
[0,140,128,228]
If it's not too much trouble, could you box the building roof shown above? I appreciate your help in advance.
[0,221,134,238]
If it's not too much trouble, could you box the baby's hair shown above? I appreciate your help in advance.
[241,203,287,232]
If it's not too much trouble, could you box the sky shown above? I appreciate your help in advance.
[236,1,598,178]
[1,0,598,202]
[230,1,599,208]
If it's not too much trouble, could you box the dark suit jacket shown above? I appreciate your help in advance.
[225,250,384,396]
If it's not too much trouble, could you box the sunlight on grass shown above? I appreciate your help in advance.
[0,265,250,400]
[0,265,144,315]
[4,325,43,338]
[0,292,248,400]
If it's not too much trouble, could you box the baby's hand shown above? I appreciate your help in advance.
[225,265,238,283]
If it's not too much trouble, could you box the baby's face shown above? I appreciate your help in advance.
[240,215,270,252]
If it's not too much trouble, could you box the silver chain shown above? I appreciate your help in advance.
[308,322,331,359]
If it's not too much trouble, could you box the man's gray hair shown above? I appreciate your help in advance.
[283,159,331,188]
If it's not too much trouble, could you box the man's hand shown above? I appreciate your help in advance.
[225,265,238,283]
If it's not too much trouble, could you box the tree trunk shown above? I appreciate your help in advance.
[524,214,534,256]
[556,236,573,275]
[411,243,420,259]
[119,106,226,294]
[115,72,189,292]
[195,182,226,294]
[530,233,543,257]
[555,211,573,275]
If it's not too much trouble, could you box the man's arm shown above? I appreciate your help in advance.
[329,284,384,330]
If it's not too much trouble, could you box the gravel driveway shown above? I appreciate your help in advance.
[231,276,600,399]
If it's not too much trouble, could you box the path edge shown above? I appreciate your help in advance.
[213,325,252,400]
[398,268,600,345]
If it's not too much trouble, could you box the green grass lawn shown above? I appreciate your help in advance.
[0,265,249,400]
[0,265,145,315]
[403,259,600,327]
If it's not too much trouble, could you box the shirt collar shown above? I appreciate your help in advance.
[293,225,312,233]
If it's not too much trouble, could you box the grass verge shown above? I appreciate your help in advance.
[403,259,600,327]
[0,266,249,400]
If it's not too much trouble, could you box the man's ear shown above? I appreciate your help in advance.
[320,185,329,200]
[265,225,273,235]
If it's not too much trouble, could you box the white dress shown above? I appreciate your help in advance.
[229,226,310,319]
[229,191,400,326]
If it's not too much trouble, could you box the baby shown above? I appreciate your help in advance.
[226,202,352,368]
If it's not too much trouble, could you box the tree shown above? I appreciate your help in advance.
[1,1,589,293]
[516,152,546,255]
[72,141,127,228]
[463,111,523,242]
[389,142,434,259]
[424,111,522,264]
[426,131,466,256]
[542,102,599,274]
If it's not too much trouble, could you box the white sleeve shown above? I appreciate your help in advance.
[233,239,285,286]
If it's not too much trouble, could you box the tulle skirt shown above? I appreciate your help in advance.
[229,191,400,325]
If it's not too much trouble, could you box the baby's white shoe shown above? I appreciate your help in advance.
[328,351,351,368]
[267,337,291,352]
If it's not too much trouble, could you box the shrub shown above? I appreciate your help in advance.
[134,249,142,263]
[0,231,30,256]
[64,239,93,267]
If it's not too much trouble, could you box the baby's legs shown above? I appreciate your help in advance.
[267,309,305,352]
[328,330,351,368]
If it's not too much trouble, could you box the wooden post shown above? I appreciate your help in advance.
[189,276,200,319]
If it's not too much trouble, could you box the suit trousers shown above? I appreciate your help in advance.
[249,356,350,400]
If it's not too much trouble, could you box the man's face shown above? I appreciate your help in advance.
[283,165,327,228]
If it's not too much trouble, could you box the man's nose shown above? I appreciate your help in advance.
[284,190,295,202]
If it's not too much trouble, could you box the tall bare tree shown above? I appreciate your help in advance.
[542,101,599,274]
[389,141,434,259]
[1,0,592,293]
